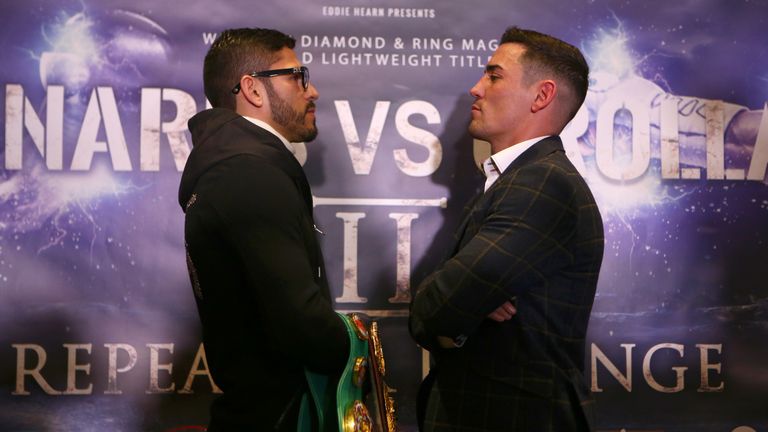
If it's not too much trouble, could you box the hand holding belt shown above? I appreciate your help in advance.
[298,312,396,432]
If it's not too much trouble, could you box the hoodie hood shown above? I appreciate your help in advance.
[178,108,294,210]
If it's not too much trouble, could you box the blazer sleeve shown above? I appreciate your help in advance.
[410,161,578,350]
[219,158,349,374]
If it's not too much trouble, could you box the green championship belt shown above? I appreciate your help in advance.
[298,312,396,432]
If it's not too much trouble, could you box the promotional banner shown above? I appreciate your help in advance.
[1,0,766,430]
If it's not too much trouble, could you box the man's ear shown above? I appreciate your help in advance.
[531,80,556,113]
[240,76,265,108]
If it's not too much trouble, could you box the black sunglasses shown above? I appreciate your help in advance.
[231,66,310,94]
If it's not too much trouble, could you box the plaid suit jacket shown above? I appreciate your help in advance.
[410,136,604,431]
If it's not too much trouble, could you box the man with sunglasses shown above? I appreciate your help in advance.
[179,28,349,431]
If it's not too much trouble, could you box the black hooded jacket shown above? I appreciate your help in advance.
[179,108,348,431]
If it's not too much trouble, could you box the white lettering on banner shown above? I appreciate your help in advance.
[747,103,768,181]
[64,343,93,395]
[314,199,445,305]
[460,38,499,51]
[3,83,767,182]
[202,32,217,45]
[346,205,414,302]
[4,84,195,172]
[590,342,724,393]
[300,35,387,49]
[301,45,490,67]
[4,84,64,170]
[697,343,725,392]
[334,100,443,176]
[642,343,687,393]
[313,197,447,208]
[591,343,634,392]
[335,212,368,303]
[297,33,494,68]
[660,97,681,179]
[356,7,384,17]
[105,343,137,395]
[316,52,444,67]
[596,94,651,180]
[386,8,435,18]
[411,38,453,50]
[71,87,132,171]
[5,341,730,396]
[147,343,175,394]
[178,343,222,394]
[12,344,62,395]
[706,100,726,179]
[140,88,196,171]
[389,213,419,303]
[12,343,221,395]
[335,100,389,175]
[447,55,487,68]
[586,90,768,182]
[317,8,436,19]
[321,6,350,16]
[394,101,442,176]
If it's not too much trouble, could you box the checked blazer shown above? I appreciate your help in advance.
[409,136,604,431]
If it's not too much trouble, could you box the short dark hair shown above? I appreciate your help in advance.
[500,26,588,124]
[203,28,296,109]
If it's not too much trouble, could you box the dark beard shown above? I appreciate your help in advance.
[264,82,318,143]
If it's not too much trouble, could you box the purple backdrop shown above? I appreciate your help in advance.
[1,0,767,430]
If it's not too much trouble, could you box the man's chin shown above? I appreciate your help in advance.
[295,127,318,143]
[467,124,484,141]
[304,130,318,142]
[305,123,318,142]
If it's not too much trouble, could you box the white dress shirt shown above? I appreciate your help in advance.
[482,135,551,192]
[242,115,298,159]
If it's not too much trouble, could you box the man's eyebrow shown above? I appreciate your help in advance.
[485,64,502,73]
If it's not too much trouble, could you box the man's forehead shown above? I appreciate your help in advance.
[270,46,300,67]
[489,43,526,68]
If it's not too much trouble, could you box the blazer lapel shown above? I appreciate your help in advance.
[448,136,566,256]
[503,136,564,174]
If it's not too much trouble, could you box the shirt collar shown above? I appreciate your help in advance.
[487,135,551,175]
[481,135,551,192]
[241,115,297,157]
